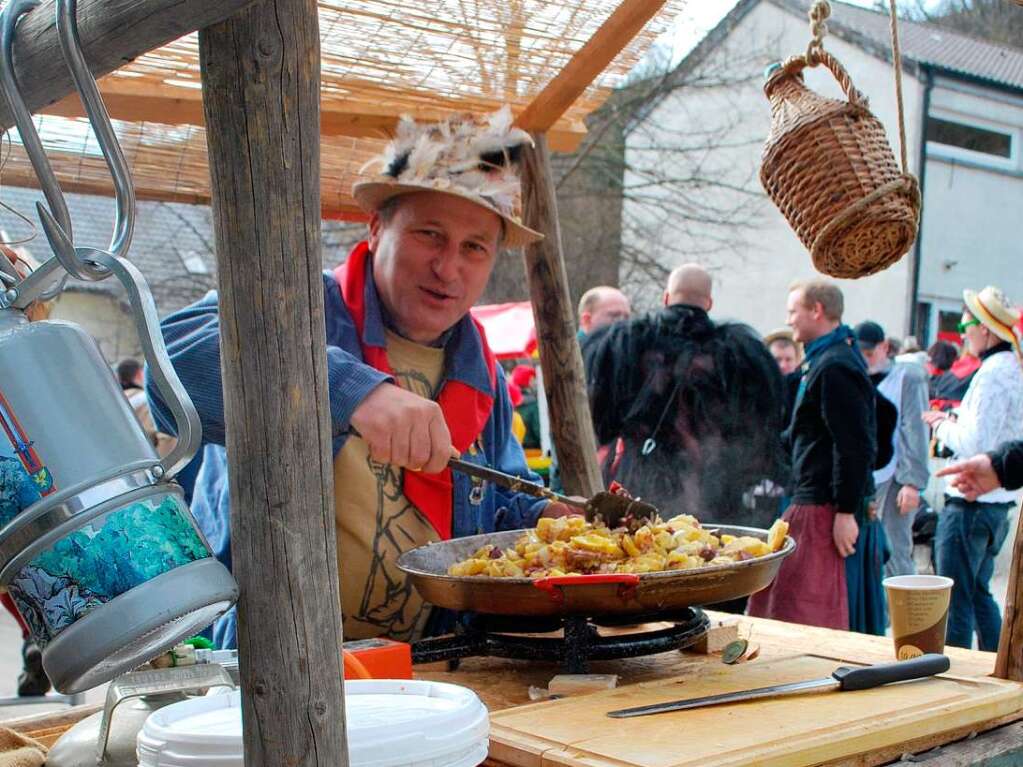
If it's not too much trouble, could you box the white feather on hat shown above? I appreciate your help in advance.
[354,106,542,248]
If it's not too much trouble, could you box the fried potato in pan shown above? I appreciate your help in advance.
[448,515,790,578]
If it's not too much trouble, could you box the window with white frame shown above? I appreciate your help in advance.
[925,112,1017,168]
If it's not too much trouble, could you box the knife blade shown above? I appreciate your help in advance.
[606,653,950,718]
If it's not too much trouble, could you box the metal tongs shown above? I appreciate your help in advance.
[448,458,657,529]
[0,0,201,479]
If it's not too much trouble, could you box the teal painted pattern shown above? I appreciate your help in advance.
[0,454,42,528]
[8,493,210,645]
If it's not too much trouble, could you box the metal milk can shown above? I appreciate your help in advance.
[0,0,238,694]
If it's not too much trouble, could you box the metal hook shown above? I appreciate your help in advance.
[0,0,135,282]
[1,1,72,239]
[0,0,71,298]
[54,0,134,260]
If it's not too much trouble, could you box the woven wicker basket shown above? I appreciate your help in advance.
[760,52,920,279]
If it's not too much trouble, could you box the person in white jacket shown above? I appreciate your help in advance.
[922,286,1023,650]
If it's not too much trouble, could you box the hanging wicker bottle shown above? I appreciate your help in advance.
[759,1,920,279]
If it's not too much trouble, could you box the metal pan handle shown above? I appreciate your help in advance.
[533,573,640,605]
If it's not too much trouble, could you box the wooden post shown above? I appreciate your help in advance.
[514,0,666,133]
[510,0,668,498]
[995,501,1023,680]
[199,1,348,765]
[520,132,602,498]
[0,0,259,131]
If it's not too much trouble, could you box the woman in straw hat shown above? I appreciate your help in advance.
[922,286,1023,650]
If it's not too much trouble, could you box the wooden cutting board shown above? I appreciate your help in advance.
[488,653,1023,767]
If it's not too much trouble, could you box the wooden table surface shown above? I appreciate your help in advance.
[414,612,1023,766]
[3,614,1017,765]
[415,612,1000,710]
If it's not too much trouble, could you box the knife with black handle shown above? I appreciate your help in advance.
[606,653,951,718]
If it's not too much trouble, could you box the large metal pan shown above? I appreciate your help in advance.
[397,524,795,618]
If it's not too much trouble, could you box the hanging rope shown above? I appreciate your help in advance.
[804,0,911,175]
[805,0,830,64]
[888,0,909,174]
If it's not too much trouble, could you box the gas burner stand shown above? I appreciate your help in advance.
[411,608,710,674]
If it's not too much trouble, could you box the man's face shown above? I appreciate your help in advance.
[859,341,889,373]
[369,192,501,345]
[769,340,799,375]
[584,292,631,333]
[786,289,821,344]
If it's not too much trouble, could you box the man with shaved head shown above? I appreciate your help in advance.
[583,263,785,535]
[663,263,713,311]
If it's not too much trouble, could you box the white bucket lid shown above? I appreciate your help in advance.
[137,679,489,767]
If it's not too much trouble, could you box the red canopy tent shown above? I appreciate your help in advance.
[471,301,556,461]
[471,301,538,360]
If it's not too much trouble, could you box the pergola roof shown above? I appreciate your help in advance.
[2,0,683,219]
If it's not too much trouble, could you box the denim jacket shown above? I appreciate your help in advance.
[147,269,548,646]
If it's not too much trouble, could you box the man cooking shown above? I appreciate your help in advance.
[148,109,574,647]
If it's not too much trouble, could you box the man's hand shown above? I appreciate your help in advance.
[922,410,949,429]
[936,453,1001,501]
[896,485,920,515]
[540,502,579,519]
[833,512,859,558]
[350,383,454,474]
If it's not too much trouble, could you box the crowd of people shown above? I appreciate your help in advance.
[524,273,1021,648]
[129,126,1023,652]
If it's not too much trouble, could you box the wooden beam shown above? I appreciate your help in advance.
[0,0,259,132]
[41,90,206,126]
[2,168,370,219]
[995,500,1023,680]
[0,170,210,207]
[42,80,590,151]
[199,0,348,764]
[520,132,602,498]
[515,0,667,132]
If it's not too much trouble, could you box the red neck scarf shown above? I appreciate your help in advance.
[334,242,496,539]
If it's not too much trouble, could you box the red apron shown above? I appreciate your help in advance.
[747,503,849,630]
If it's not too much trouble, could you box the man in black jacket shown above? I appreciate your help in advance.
[938,440,1023,498]
[748,281,876,630]
[582,264,785,529]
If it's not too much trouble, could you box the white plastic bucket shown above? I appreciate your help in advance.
[137,679,489,767]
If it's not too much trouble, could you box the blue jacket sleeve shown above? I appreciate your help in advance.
[489,366,549,530]
[146,275,391,447]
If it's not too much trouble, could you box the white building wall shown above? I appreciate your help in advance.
[622,1,923,337]
[915,76,1023,339]
[47,291,142,365]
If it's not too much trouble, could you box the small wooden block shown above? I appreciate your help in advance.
[692,618,740,654]
[547,673,619,696]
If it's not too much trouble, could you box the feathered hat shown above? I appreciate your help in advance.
[353,106,543,248]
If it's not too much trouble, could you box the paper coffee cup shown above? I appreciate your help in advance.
[883,575,953,659]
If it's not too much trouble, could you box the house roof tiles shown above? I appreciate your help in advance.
[773,0,1023,92]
